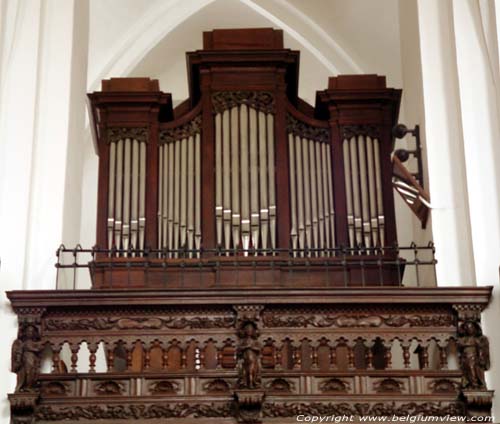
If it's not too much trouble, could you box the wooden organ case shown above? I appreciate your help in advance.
[88,28,403,289]
[7,29,494,423]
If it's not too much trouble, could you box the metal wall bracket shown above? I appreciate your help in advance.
[392,124,424,189]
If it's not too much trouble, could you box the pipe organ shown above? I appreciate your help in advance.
[9,29,495,424]
[88,28,402,287]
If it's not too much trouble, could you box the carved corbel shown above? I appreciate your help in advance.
[233,305,265,423]
[453,304,492,417]
[10,308,45,422]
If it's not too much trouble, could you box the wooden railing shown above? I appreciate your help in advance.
[7,287,493,422]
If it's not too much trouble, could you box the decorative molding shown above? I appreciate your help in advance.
[263,402,465,418]
[149,380,179,395]
[341,124,380,140]
[212,91,275,114]
[35,403,233,420]
[107,127,148,144]
[319,378,350,393]
[44,316,235,331]
[374,378,404,393]
[264,378,294,393]
[286,114,330,143]
[41,382,69,397]
[160,115,202,144]
[262,312,454,328]
[95,381,125,396]
[203,378,231,393]
[428,379,460,394]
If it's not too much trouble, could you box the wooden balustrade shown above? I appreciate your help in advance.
[7,287,493,422]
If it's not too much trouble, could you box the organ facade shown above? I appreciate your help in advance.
[7,28,493,423]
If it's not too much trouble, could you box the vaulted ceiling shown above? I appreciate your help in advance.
[88,0,402,105]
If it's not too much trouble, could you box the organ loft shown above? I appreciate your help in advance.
[7,28,493,423]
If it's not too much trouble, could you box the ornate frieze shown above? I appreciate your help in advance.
[35,403,233,420]
[263,401,465,418]
[107,127,148,144]
[262,312,455,328]
[160,115,202,144]
[44,315,235,331]
[212,91,275,114]
[286,114,330,143]
[341,124,380,140]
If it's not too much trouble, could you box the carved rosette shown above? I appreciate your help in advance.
[107,127,148,144]
[160,115,202,144]
[212,91,275,114]
[286,115,330,144]
[341,124,380,140]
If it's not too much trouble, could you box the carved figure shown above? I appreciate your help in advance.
[11,324,40,392]
[458,320,490,389]
[237,321,261,389]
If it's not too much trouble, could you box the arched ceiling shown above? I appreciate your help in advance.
[88,0,402,105]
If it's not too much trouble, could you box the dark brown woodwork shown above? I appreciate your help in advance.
[7,29,495,423]
[7,287,494,422]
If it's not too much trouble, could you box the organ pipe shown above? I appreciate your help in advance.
[343,135,385,250]
[107,137,147,256]
[158,118,202,257]
[212,100,276,255]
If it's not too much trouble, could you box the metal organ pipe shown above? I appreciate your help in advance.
[287,114,334,256]
[212,92,276,255]
[240,104,250,252]
[158,116,202,257]
[107,136,147,256]
[342,133,385,251]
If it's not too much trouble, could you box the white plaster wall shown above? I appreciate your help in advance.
[0,0,89,420]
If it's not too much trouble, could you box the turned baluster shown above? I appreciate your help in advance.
[52,344,62,374]
[330,345,337,369]
[365,339,374,370]
[126,345,133,371]
[88,343,98,373]
[181,344,187,369]
[199,346,206,370]
[383,340,393,369]
[275,346,282,370]
[402,342,411,369]
[311,345,319,370]
[419,342,429,369]
[293,345,301,370]
[144,343,151,370]
[216,347,223,369]
[162,347,169,370]
[70,343,80,373]
[347,342,355,370]
[106,344,115,372]
[438,341,448,370]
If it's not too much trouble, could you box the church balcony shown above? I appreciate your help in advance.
[7,284,492,422]
[6,29,495,423]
